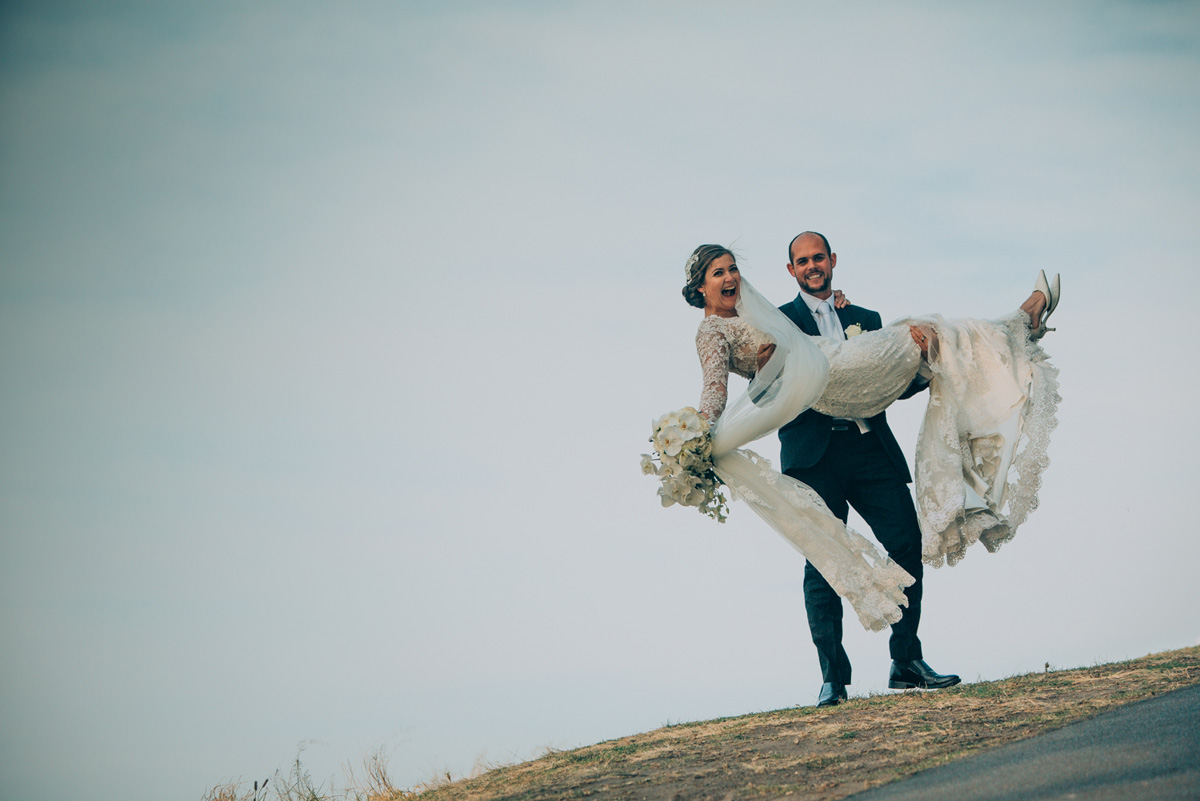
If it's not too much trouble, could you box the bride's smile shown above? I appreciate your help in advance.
[701,254,741,318]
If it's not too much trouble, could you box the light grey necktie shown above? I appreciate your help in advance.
[816,300,841,340]
[817,299,868,431]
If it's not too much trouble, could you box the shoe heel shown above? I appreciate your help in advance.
[1029,270,1060,341]
[888,680,916,690]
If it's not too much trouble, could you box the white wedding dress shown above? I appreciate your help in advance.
[697,279,1059,631]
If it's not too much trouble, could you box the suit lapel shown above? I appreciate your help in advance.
[790,296,821,336]
[836,306,870,333]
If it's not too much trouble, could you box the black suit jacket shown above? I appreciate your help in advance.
[777,294,925,482]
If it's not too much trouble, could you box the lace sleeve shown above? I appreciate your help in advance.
[696,323,731,422]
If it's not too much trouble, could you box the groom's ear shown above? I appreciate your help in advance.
[829,252,837,270]
[786,260,797,278]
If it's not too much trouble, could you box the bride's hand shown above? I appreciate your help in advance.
[909,325,937,359]
[833,289,850,309]
[756,342,777,371]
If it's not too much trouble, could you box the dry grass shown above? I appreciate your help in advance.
[204,747,485,801]
[202,778,273,801]
[204,645,1200,801]
[415,645,1200,801]
[342,748,421,800]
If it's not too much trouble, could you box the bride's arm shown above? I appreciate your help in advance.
[696,325,731,421]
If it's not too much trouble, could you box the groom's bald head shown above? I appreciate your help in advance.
[788,231,832,263]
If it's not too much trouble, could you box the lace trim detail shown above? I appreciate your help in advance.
[915,312,1060,567]
[727,449,776,510]
[983,314,1060,550]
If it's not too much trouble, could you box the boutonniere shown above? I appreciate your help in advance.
[844,323,864,338]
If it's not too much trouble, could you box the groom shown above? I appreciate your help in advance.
[777,231,960,707]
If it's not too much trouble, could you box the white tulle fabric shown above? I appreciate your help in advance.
[700,279,1060,629]
[707,280,915,632]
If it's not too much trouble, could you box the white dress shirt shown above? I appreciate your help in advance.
[798,292,871,434]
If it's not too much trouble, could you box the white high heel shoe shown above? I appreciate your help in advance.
[1031,270,1060,340]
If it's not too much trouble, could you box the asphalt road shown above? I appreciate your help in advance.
[846,683,1200,801]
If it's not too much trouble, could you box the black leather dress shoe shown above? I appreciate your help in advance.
[817,682,849,707]
[888,659,961,690]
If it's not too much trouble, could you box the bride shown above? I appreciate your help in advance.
[677,243,1060,632]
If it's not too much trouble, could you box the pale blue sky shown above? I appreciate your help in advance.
[2,2,1199,799]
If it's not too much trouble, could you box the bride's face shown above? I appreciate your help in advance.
[701,254,740,317]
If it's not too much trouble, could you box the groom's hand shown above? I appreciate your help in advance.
[909,325,937,359]
[756,343,777,371]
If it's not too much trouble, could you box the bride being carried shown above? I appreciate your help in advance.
[642,235,1060,703]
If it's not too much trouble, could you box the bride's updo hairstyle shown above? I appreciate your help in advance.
[682,244,734,308]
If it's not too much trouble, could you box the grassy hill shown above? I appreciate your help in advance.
[208,645,1200,801]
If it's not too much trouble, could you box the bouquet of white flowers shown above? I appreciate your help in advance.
[640,407,730,522]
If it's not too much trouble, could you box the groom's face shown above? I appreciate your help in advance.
[787,234,836,298]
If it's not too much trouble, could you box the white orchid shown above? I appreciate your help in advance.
[659,475,688,501]
[655,426,685,457]
[676,407,705,438]
[661,459,685,478]
[655,410,683,431]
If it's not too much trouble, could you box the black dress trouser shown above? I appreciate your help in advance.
[784,428,924,685]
